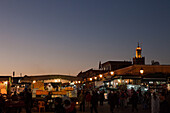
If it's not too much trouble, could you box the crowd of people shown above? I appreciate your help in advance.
[54,97,76,113]
[32,92,77,113]
[78,89,133,113]
[0,88,33,113]
[78,89,102,113]
[77,88,170,113]
[0,87,170,113]
[0,88,77,113]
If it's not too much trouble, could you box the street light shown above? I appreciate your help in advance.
[90,78,92,81]
[110,71,114,75]
[99,74,103,78]
[140,68,144,75]
[140,68,144,85]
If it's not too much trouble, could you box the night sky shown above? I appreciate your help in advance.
[0,0,170,76]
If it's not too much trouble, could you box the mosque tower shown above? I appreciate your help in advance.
[133,43,145,65]
[136,42,142,58]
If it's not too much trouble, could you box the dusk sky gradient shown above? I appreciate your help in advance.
[0,0,170,76]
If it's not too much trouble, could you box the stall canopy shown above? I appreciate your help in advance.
[20,75,79,83]
[106,87,118,91]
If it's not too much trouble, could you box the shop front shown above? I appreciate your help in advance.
[142,73,169,93]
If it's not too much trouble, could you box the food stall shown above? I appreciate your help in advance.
[31,81,77,98]
[0,82,7,94]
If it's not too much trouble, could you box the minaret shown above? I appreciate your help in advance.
[136,42,142,58]
[133,43,145,65]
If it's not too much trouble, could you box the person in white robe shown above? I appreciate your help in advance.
[151,92,160,113]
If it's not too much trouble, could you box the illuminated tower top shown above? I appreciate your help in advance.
[133,42,145,65]
[136,42,142,58]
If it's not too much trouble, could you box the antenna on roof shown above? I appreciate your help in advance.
[141,42,143,49]
[138,42,140,47]
[99,61,102,69]
[13,71,15,77]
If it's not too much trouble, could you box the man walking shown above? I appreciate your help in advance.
[108,91,116,113]
[131,90,138,112]
[91,91,98,113]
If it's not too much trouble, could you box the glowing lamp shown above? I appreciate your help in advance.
[4,81,8,85]
[90,78,92,81]
[110,71,114,75]
[140,68,144,74]
[118,79,121,83]
[99,74,103,78]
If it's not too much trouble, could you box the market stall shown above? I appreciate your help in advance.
[31,81,77,98]
[0,82,7,94]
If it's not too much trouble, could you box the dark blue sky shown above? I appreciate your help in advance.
[0,0,170,76]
